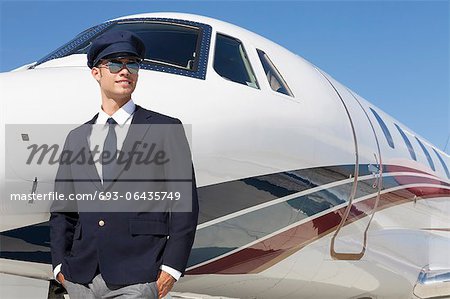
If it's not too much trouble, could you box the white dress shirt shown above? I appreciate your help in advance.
[54,99,181,282]
[89,99,135,182]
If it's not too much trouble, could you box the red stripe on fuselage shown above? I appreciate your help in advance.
[187,185,449,275]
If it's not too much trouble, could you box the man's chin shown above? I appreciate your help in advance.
[114,89,134,97]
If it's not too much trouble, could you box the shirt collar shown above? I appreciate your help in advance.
[97,99,136,125]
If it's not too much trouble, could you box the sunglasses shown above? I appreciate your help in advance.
[98,59,141,74]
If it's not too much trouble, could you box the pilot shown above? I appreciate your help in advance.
[49,30,199,299]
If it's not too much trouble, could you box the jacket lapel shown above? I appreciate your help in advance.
[82,113,104,190]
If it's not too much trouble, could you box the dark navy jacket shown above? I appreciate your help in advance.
[49,105,199,285]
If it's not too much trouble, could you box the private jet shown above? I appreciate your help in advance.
[0,12,449,299]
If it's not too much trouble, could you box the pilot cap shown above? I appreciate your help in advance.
[87,30,146,68]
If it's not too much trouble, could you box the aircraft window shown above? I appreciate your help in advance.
[370,108,395,149]
[75,22,200,71]
[394,124,417,161]
[34,18,213,80]
[213,33,259,89]
[432,148,450,178]
[256,49,294,97]
[415,137,436,171]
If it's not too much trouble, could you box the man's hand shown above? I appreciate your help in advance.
[156,270,176,298]
[57,272,65,285]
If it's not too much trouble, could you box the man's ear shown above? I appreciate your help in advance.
[91,67,102,82]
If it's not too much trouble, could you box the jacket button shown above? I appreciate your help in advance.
[98,220,105,227]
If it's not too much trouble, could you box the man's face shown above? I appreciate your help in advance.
[91,56,140,101]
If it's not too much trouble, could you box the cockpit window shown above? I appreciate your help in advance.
[76,22,200,71]
[213,33,259,89]
[34,18,212,80]
[256,49,294,97]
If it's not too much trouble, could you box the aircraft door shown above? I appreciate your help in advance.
[320,72,382,260]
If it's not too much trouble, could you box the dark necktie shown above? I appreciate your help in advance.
[102,117,117,183]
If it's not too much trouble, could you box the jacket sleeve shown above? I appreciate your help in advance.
[161,119,199,274]
[49,132,79,270]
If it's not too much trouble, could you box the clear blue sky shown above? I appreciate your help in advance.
[1,0,449,153]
